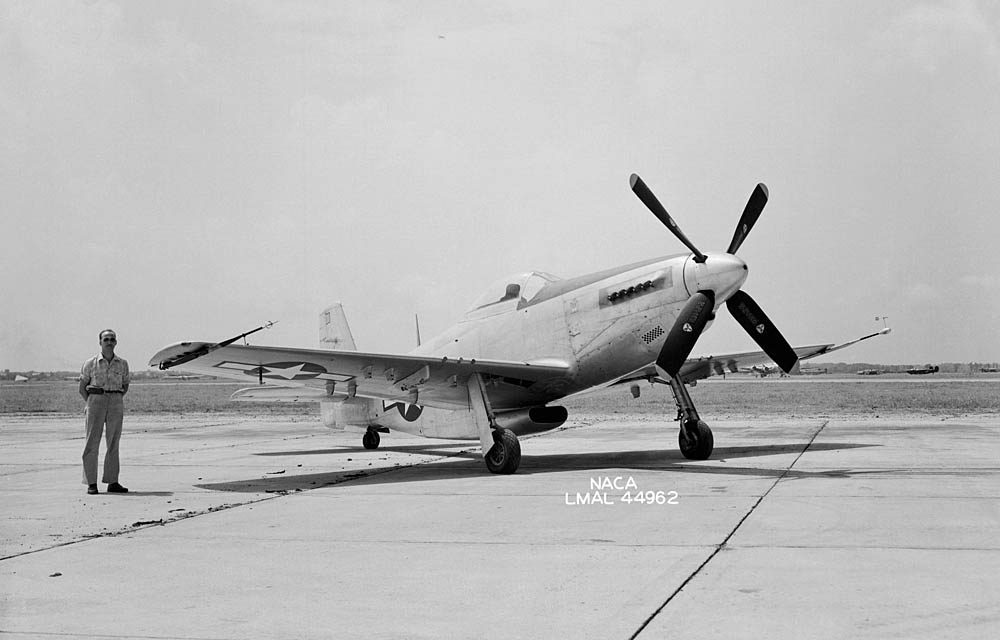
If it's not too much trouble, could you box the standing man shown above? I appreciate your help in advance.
[79,329,130,495]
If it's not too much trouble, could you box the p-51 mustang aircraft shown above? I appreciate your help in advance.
[150,175,889,474]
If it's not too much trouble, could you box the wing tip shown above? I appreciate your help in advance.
[147,341,214,369]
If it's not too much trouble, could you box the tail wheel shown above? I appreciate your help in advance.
[485,428,521,474]
[679,420,713,460]
[362,430,380,450]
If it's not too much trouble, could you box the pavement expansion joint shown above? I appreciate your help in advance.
[629,419,831,639]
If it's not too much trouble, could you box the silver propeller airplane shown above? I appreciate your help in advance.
[150,175,889,474]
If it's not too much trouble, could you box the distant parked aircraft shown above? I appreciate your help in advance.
[906,365,939,375]
[741,364,784,377]
[798,367,828,375]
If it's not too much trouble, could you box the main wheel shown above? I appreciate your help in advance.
[362,430,380,450]
[485,428,521,474]
[678,419,713,460]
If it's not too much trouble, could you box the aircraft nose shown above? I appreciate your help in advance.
[683,252,748,302]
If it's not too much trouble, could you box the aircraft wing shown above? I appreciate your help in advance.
[608,328,892,387]
[148,341,572,411]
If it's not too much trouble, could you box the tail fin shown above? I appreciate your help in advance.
[320,303,357,350]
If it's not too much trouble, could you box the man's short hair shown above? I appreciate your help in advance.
[99,329,117,340]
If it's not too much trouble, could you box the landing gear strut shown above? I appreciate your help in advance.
[667,374,714,460]
[362,428,380,450]
[467,373,522,474]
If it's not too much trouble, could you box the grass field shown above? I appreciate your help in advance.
[2,376,997,418]
[0,381,312,415]
[569,376,1000,418]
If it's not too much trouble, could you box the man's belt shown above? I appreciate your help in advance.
[87,388,124,394]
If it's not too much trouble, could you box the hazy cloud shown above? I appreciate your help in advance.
[877,0,1000,74]
[960,274,999,289]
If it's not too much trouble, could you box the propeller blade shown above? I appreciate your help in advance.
[725,290,798,373]
[630,173,707,263]
[726,183,768,254]
[657,291,716,377]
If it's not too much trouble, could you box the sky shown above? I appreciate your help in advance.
[2,0,999,371]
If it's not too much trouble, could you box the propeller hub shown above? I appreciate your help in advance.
[683,252,748,303]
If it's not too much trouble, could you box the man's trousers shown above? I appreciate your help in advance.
[82,393,124,485]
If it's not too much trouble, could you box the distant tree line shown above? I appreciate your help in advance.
[813,362,1000,374]
[1,369,192,381]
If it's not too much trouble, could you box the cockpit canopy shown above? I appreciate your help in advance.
[466,271,561,316]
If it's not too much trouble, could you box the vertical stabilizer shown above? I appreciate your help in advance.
[320,303,357,350]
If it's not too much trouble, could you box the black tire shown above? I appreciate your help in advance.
[678,419,713,460]
[362,430,380,450]
[485,428,521,474]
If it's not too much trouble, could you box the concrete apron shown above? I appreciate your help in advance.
[1,413,998,639]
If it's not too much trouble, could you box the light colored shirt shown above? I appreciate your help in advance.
[81,354,130,391]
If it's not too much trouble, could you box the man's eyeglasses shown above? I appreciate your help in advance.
[102,337,117,342]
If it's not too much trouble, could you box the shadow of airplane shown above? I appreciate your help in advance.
[196,441,880,494]
[254,442,472,457]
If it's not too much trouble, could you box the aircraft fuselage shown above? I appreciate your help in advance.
[413,252,748,397]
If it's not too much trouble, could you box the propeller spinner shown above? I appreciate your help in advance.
[630,174,797,375]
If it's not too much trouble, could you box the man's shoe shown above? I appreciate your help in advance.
[87,484,99,495]
[107,482,128,493]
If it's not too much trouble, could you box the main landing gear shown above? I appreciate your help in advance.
[362,428,380,450]
[485,428,521,475]
[468,373,522,474]
[667,374,714,460]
